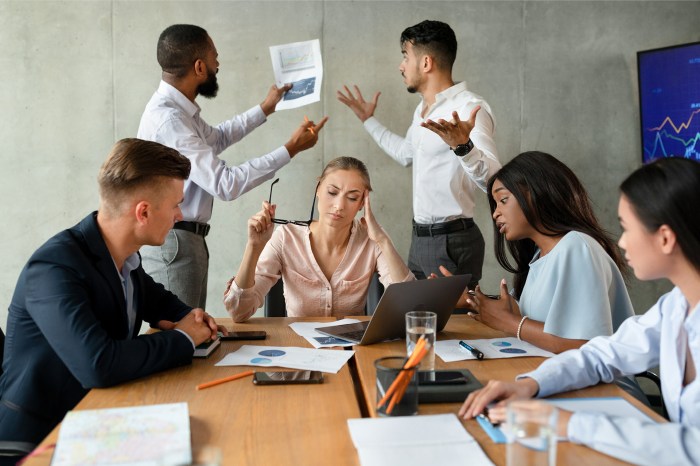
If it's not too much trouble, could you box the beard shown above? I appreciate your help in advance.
[406,85,418,94]
[197,66,219,98]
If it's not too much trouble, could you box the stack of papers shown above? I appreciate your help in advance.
[347,414,494,466]
[53,402,191,466]
[216,345,354,373]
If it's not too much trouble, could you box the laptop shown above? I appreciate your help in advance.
[315,274,471,345]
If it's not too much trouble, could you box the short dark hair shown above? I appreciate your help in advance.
[487,151,627,298]
[98,138,190,212]
[620,157,700,273]
[157,24,211,78]
[400,20,457,71]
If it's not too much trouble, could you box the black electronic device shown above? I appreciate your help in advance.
[252,370,324,385]
[218,331,267,341]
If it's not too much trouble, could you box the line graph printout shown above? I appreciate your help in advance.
[270,39,322,110]
[52,402,191,466]
[638,42,700,163]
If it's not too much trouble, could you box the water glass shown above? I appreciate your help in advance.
[505,401,558,466]
[405,311,437,371]
[374,356,418,417]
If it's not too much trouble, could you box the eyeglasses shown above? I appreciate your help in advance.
[267,178,317,226]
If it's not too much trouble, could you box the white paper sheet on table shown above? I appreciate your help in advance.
[436,337,555,362]
[216,345,354,373]
[269,39,322,110]
[52,402,191,466]
[347,413,494,466]
[288,319,359,348]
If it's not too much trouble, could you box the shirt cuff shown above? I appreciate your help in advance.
[174,328,195,350]
[270,145,292,164]
[251,105,267,123]
[363,116,382,134]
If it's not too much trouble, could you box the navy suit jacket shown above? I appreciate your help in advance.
[0,212,194,443]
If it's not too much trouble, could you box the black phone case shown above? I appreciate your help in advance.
[417,369,483,403]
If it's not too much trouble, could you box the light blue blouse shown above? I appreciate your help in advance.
[519,231,634,339]
[521,287,700,465]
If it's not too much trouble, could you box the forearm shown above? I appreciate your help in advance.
[363,117,413,167]
[519,318,587,353]
[235,243,264,289]
[374,236,412,283]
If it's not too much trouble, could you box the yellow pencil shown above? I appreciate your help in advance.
[196,370,255,390]
[304,115,316,135]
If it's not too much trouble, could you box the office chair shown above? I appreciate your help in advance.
[0,326,38,464]
[635,370,668,420]
[263,273,385,317]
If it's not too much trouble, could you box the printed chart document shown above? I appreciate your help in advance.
[269,39,322,110]
[288,319,359,348]
[348,413,494,466]
[436,338,555,362]
[477,397,655,443]
[216,345,354,373]
[52,402,191,466]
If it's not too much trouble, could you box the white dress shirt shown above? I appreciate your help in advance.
[137,81,291,223]
[520,287,700,465]
[363,81,500,224]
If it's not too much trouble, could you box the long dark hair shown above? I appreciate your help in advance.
[487,151,626,298]
[620,157,700,273]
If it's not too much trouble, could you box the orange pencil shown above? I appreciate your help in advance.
[304,115,316,135]
[196,370,255,390]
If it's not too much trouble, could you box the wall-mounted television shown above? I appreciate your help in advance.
[637,41,700,164]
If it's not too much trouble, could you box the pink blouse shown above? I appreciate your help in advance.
[224,219,414,322]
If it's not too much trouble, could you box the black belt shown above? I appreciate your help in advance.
[412,218,474,237]
[173,221,210,237]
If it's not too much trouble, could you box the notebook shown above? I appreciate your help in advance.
[315,274,470,345]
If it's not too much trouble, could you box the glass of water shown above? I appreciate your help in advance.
[505,400,558,466]
[405,311,437,371]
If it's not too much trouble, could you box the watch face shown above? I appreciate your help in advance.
[453,140,473,156]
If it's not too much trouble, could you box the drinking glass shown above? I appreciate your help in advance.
[405,311,437,371]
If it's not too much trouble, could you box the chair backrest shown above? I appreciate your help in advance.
[263,273,385,317]
[264,280,287,317]
[0,325,4,377]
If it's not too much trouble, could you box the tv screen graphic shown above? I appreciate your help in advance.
[638,41,700,164]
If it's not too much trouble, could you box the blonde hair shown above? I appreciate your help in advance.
[318,157,372,191]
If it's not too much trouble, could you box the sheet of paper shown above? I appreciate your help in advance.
[216,345,354,373]
[347,414,494,466]
[269,39,322,110]
[52,402,191,466]
[436,338,555,362]
[477,396,655,443]
[288,319,360,348]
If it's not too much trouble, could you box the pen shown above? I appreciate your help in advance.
[196,370,255,390]
[304,115,315,135]
[459,340,484,360]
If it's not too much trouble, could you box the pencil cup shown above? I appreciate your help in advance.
[374,356,418,417]
[405,311,437,371]
[504,401,558,466]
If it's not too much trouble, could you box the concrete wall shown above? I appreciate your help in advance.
[1,1,698,327]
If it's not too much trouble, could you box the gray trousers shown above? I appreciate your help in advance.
[407,222,484,290]
[140,229,209,309]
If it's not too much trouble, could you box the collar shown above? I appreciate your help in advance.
[157,80,200,118]
[434,81,469,104]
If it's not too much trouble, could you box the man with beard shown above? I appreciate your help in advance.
[138,24,326,309]
[337,20,500,291]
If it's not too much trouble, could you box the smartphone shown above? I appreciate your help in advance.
[218,330,267,341]
[253,370,324,385]
[417,371,468,385]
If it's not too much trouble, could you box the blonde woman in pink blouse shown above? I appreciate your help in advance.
[224,157,415,322]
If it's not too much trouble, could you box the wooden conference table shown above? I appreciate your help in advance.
[26,316,662,466]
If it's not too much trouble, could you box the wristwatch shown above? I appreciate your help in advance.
[452,139,474,157]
